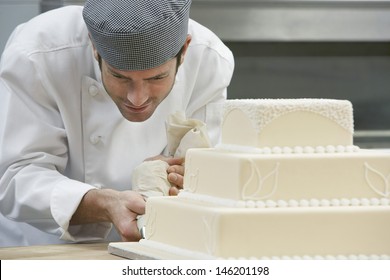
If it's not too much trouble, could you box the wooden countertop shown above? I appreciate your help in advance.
[0,242,124,260]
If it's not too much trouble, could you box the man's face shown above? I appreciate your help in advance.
[100,57,178,122]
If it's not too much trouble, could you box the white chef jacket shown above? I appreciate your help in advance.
[0,6,234,247]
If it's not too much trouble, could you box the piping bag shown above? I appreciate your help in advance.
[131,111,211,236]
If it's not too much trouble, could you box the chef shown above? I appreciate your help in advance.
[0,0,234,246]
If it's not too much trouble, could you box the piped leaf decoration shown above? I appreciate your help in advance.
[147,205,157,238]
[187,169,199,193]
[202,215,217,255]
[186,157,199,193]
[364,162,390,197]
[242,160,280,200]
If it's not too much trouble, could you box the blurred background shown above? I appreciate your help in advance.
[1,0,390,148]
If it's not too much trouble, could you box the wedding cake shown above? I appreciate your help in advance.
[109,99,390,259]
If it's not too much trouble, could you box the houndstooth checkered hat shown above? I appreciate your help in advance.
[83,0,191,71]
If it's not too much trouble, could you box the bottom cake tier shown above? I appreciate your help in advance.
[137,196,390,259]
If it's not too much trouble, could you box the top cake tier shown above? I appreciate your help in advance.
[221,98,354,149]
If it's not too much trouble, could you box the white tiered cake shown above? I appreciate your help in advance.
[109,99,390,259]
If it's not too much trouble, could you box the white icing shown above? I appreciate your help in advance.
[326,145,336,153]
[320,199,331,207]
[361,198,370,206]
[381,198,390,205]
[139,239,390,260]
[255,200,266,208]
[310,199,320,207]
[288,199,299,207]
[350,198,361,206]
[265,200,277,208]
[179,191,239,207]
[216,143,359,154]
[223,99,354,134]
[178,191,390,208]
[257,255,390,260]
[277,200,289,208]
[246,200,256,208]
[300,199,310,207]
[371,198,380,206]
[315,146,326,153]
[272,146,283,154]
[140,239,216,260]
[336,145,346,153]
[303,146,315,153]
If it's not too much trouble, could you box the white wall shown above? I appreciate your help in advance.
[0,0,85,53]
[0,0,40,52]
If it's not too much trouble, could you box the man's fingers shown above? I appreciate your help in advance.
[165,157,184,166]
[169,186,180,196]
[168,172,183,188]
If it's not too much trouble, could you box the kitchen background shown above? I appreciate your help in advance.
[1,0,390,147]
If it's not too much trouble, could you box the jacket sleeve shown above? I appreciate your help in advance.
[0,39,111,242]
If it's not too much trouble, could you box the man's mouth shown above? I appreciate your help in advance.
[123,103,150,113]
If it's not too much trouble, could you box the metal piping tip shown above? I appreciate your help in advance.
[140,226,146,239]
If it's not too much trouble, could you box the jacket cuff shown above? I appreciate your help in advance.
[51,178,112,241]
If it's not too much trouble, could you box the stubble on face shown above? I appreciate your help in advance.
[98,56,178,122]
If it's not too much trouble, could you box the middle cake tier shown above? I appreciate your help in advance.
[183,148,390,203]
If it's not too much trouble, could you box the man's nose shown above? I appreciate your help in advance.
[127,82,148,106]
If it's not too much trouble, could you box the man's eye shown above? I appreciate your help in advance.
[113,74,124,79]
[152,75,168,81]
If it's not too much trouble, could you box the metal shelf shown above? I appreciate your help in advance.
[190,0,390,41]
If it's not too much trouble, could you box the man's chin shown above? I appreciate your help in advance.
[121,111,154,123]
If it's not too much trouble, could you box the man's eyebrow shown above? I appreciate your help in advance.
[107,67,128,78]
[144,72,169,80]
[107,66,168,80]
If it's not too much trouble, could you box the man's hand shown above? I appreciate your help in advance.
[70,188,145,241]
[167,163,184,195]
[105,190,146,241]
[145,155,185,195]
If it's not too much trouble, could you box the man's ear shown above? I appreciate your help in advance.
[180,35,192,64]
[89,34,100,61]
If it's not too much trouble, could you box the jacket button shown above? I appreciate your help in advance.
[89,135,101,144]
[89,85,99,96]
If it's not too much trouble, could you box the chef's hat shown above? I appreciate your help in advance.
[83,0,191,71]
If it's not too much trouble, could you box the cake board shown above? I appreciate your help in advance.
[108,242,197,260]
